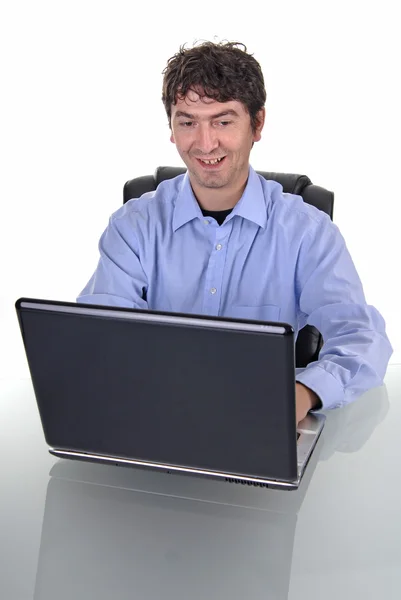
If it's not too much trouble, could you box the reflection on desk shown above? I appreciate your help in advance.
[35,429,323,600]
[33,382,389,600]
[1,367,400,600]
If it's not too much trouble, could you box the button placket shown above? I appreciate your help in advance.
[202,223,232,315]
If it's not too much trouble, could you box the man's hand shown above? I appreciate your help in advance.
[295,383,321,425]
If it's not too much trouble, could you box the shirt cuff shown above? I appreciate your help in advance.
[296,364,345,411]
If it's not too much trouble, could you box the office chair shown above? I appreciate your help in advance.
[123,167,334,368]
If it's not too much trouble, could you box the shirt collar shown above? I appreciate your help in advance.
[173,173,204,232]
[173,165,268,232]
[228,166,267,229]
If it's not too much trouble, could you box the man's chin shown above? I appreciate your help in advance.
[192,172,228,189]
[188,164,229,188]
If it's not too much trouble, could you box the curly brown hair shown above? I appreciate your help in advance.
[162,41,266,133]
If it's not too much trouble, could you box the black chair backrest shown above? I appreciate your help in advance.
[123,167,334,367]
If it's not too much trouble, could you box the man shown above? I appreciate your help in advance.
[77,41,392,424]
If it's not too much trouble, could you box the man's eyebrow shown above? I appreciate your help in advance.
[174,109,240,120]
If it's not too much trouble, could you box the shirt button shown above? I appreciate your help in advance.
[204,219,209,225]
[210,287,217,295]
[216,244,222,250]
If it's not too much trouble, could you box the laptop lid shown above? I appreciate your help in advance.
[16,298,298,483]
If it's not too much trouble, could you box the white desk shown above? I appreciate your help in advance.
[1,366,400,599]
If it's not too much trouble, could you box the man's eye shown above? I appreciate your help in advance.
[218,121,231,126]
[180,121,193,127]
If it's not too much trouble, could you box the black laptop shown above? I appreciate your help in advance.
[16,298,325,490]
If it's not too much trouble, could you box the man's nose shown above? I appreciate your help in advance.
[195,124,219,154]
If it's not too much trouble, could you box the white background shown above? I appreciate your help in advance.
[1,0,400,378]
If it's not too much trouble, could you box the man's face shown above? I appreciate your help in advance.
[170,90,264,193]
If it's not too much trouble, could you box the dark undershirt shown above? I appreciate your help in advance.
[201,207,233,226]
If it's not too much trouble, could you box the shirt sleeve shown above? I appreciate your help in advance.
[77,212,149,309]
[295,214,393,410]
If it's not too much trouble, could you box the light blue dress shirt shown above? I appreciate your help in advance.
[78,166,392,410]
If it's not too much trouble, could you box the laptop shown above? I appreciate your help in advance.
[16,297,325,490]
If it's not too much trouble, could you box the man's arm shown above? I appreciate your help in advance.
[77,210,148,309]
[294,215,392,413]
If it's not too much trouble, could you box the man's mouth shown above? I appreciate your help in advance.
[195,156,226,168]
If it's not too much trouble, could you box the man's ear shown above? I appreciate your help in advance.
[253,108,266,143]
[169,116,175,144]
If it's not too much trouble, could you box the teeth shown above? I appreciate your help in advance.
[201,157,223,164]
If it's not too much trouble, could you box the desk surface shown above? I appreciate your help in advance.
[1,366,401,600]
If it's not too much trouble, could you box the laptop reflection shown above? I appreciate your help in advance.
[33,437,322,600]
[33,383,388,600]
